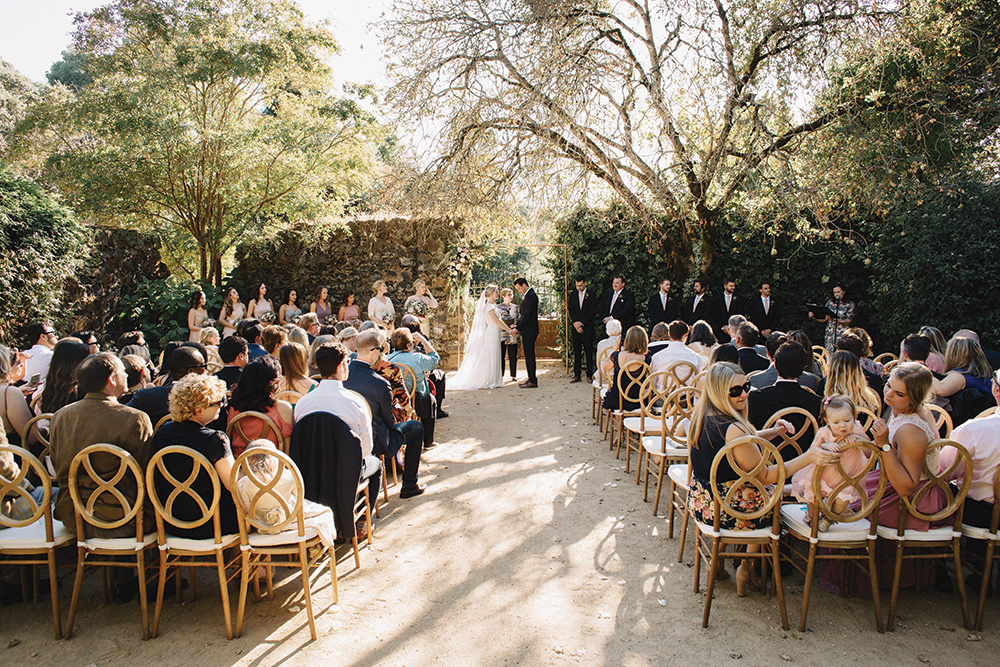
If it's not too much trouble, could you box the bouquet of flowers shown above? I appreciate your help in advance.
[202,317,218,331]
[381,311,395,325]
[260,310,276,324]
[406,300,429,317]
[324,314,338,325]
[290,313,301,324]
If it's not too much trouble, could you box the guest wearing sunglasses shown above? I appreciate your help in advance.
[151,373,240,538]
[687,361,837,594]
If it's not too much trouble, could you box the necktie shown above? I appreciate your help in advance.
[764,297,769,314]
[579,291,585,309]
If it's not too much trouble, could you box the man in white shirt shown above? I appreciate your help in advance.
[22,322,57,388]
[651,320,704,384]
[295,342,381,484]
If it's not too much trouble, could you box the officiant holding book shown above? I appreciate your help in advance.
[808,283,855,352]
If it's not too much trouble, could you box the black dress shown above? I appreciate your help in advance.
[151,420,240,538]
[602,351,652,411]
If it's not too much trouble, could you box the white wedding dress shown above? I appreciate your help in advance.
[449,292,503,390]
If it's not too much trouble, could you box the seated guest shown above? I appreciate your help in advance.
[899,334,950,408]
[71,330,100,355]
[847,327,883,375]
[199,326,223,373]
[686,319,717,359]
[22,322,57,388]
[602,325,651,412]
[788,329,823,377]
[129,346,207,426]
[215,335,248,391]
[244,323,267,361]
[933,335,993,399]
[387,327,440,450]
[286,325,310,350]
[338,327,359,354]
[695,344,739,393]
[347,330,426,498]
[750,332,786,390]
[116,330,148,356]
[0,345,32,445]
[298,312,321,344]
[401,314,447,418]
[836,333,884,396]
[294,342,383,501]
[151,373,239,538]
[227,356,294,458]
[748,341,823,443]
[277,342,316,395]
[647,322,671,357]
[918,325,948,374]
[37,338,91,414]
[596,319,623,367]
[822,350,882,415]
[651,320,705,379]
[734,322,769,375]
[308,334,336,377]
[50,353,154,537]
[260,325,287,359]
[119,354,151,404]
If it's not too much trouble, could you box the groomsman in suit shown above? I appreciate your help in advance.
[713,278,741,343]
[683,278,715,326]
[513,277,539,388]
[647,278,678,327]
[568,276,597,382]
[599,275,636,332]
[747,282,780,338]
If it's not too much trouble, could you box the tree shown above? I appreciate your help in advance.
[18,0,382,285]
[46,49,92,90]
[384,0,996,276]
[0,59,40,154]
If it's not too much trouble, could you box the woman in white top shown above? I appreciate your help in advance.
[403,279,439,335]
[368,280,395,331]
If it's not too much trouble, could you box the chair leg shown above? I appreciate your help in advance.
[975,542,995,631]
[868,543,884,633]
[798,544,817,632]
[677,499,690,562]
[652,462,666,517]
[771,539,789,630]
[65,548,87,639]
[137,550,150,640]
[887,541,904,631]
[298,543,317,640]
[327,545,339,605]
[152,551,169,638]
[212,548,234,640]
[702,539,721,627]
[364,487,374,546]
[46,551,62,640]
[953,538,971,630]
[235,550,251,638]
[693,538,701,593]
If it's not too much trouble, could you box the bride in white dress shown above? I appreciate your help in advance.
[449,284,514,390]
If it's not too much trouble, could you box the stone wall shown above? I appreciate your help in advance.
[235,215,464,368]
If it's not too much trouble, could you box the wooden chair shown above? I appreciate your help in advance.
[145,446,241,639]
[65,443,157,639]
[780,441,887,632]
[670,461,692,559]
[153,415,173,434]
[877,439,973,631]
[762,407,820,460]
[621,371,673,476]
[20,413,54,478]
[639,386,697,517]
[856,407,880,438]
[873,352,897,367]
[928,404,953,437]
[975,406,997,419]
[396,363,418,416]
[812,346,829,376]
[882,359,900,377]
[592,348,612,424]
[0,445,74,639]
[693,436,788,629]
[608,360,649,457]
[961,464,1000,630]
[275,390,304,406]
[230,448,338,641]
[227,410,285,454]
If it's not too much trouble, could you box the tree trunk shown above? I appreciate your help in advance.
[695,205,720,278]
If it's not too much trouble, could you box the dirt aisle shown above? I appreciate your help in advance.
[3,360,998,665]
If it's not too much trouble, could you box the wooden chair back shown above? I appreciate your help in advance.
[0,445,54,531]
[856,407,879,438]
[661,360,699,392]
[659,386,698,447]
[809,440,885,529]
[145,446,225,542]
[975,406,998,420]
[230,448,306,539]
[67,443,146,535]
[898,439,972,529]
[873,352,897,367]
[20,413,54,476]
[615,360,649,411]
[275,390,303,406]
[762,407,819,459]
[639,372,674,418]
[396,363,418,412]
[882,359,900,377]
[928,404,953,438]
[596,348,612,386]
[708,436,785,526]
[154,415,173,434]
[812,346,829,376]
[227,410,285,453]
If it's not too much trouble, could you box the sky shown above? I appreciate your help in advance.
[0,0,392,88]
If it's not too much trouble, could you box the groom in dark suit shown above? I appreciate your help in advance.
[513,277,539,388]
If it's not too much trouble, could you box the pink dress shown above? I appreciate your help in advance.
[227,404,293,458]
[791,423,869,504]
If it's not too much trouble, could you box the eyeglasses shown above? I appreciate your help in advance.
[728,381,752,398]
[208,398,226,408]
[43,330,56,336]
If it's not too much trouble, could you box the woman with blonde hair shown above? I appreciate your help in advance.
[199,326,223,373]
[449,284,513,391]
[688,362,837,593]
[368,280,395,331]
[277,343,317,396]
[403,279,439,335]
[918,325,948,374]
[308,334,335,377]
[933,335,993,399]
[824,350,881,414]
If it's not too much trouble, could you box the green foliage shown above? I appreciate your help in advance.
[115,276,228,354]
[0,58,40,154]
[46,50,92,90]
[0,166,88,345]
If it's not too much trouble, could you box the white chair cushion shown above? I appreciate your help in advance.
[875,525,959,542]
[159,533,240,552]
[667,464,689,489]
[81,532,157,551]
[641,436,687,457]
[247,525,319,547]
[623,415,672,434]
[961,524,1000,541]
[780,503,873,543]
[0,519,74,550]
[695,519,776,540]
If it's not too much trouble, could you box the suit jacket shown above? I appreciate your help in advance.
[713,292,742,341]
[344,359,401,457]
[747,295,781,334]
[516,288,539,338]
[647,291,679,327]
[747,380,823,448]
[682,293,715,326]
[126,383,174,427]
[214,366,242,391]
[567,289,597,334]
[737,347,770,374]
[749,364,821,392]
[599,288,636,331]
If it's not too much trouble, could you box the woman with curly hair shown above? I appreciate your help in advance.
[37,338,91,415]
[152,373,239,537]
[218,287,245,338]
[227,355,293,457]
